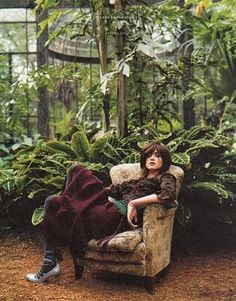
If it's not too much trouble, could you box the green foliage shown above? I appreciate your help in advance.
[31,207,44,226]
[171,153,190,165]
[189,182,229,199]
[1,0,236,244]
[46,141,78,158]
[176,0,236,128]
[130,125,235,241]
[0,124,235,244]
[71,131,91,161]
[0,126,137,220]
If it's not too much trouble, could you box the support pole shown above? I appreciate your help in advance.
[36,9,50,137]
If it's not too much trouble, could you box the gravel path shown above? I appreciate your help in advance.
[0,231,235,301]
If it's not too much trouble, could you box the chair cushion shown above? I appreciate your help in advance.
[85,242,147,263]
[87,228,143,252]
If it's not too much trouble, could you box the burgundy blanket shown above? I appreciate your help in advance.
[43,164,125,258]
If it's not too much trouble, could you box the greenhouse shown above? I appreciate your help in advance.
[0,0,235,299]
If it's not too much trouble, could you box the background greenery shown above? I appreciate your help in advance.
[0,0,235,246]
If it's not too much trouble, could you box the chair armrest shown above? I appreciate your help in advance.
[142,204,177,244]
[142,204,177,276]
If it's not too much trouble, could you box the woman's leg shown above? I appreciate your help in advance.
[26,196,61,283]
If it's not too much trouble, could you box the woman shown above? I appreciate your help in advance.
[26,141,177,283]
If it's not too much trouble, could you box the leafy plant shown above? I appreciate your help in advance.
[1,120,235,244]
[0,125,138,223]
[129,125,235,242]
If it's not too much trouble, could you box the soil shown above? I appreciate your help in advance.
[0,229,235,301]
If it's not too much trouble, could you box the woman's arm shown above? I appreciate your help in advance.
[129,193,166,207]
[127,194,165,228]
[127,174,177,227]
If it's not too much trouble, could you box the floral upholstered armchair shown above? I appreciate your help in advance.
[74,163,184,292]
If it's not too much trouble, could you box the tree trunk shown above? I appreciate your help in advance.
[90,4,110,132]
[36,9,50,137]
[177,0,195,129]
[182,52,195,129]
[114,0,127,137]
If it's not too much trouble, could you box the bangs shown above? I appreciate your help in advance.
[144,145,161,157]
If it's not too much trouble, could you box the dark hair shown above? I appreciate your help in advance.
[140,141,172,176]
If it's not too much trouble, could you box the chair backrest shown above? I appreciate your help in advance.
[110,163,184,197]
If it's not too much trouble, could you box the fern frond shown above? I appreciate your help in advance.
[189,182,229,198]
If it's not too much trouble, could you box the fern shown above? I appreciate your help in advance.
[189,182,229,198]
[186,140,219,154]
[214,172,236,183]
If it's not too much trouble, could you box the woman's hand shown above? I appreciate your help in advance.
[127,202,138,229]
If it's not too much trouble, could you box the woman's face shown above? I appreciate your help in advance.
[145,150,163,172]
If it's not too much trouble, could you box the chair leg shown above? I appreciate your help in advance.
[144,276,155,295]
[73,257,84,280]
[158,264,170,279]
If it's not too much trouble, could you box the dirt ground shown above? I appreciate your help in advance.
[0,230,235,301]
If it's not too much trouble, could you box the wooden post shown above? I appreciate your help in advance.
[36,9,50,137]
[114,0,127,137]
[177,0,195,129]
[95,7,110,132]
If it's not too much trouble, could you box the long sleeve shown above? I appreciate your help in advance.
[156,173,177,207]
[108,179,138,200]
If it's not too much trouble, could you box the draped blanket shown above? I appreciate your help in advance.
[43,164,124,258]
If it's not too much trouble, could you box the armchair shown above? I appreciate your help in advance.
[74,163,184,292]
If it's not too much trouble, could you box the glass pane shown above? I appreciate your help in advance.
[12,54,27,81]
[28,54,37,72]
[0,54,10,99]
[21,116,38,136]
[0,54,9,79]
[0,24,26,52]
[27,24,37,52]
[0,9,26,22]
[28,117,38,136]
[27,9,36,22]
